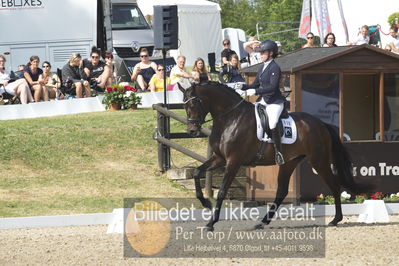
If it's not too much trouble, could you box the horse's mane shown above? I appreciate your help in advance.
[196,81,244,102]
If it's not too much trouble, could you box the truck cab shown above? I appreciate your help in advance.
[111,0,154,58]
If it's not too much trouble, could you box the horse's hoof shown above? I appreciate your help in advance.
[254,223,265,230]
[328,221,338,226]
[205,225,214,232]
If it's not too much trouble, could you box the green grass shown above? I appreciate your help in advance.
[0,109,207,217]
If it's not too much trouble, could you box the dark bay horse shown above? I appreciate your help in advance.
[178,81,372,231]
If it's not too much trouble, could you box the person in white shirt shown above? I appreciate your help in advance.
[243,36,261,67]
[170,55,192,88]
[385,27,399,53]
[0,55,34,104]
[347,25,370,45]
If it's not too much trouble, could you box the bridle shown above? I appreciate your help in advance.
[184,94,246,127]
[184,96,208,127]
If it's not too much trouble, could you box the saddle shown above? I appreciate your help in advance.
[256,103,289,138]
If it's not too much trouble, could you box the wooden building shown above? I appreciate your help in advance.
[240,44,399,201]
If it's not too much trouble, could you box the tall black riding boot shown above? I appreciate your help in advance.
[271,128,285,165]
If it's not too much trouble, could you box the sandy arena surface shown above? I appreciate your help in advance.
[1,215,399,265]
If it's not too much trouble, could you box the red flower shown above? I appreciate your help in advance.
[370,192,384,200]
[113,87,117,91]
[131,87,138,92]
[106,87,112,92]
[119,89,124,93]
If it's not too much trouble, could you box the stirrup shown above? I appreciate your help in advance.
[275,151,285,165]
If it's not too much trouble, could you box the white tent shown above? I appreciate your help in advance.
[137,0,223,66]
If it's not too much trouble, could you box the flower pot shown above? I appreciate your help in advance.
[108,103,121,110]
[128,104,138,110]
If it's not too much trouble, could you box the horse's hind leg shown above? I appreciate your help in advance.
[194,154,225,209]
[256,157,303,230]
[311,158,343,226]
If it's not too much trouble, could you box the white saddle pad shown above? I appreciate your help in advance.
[258,115,297,144]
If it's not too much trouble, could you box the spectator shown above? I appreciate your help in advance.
[39,61,61,101]
[130,48,157,91]
[347,25,370,45]
[302,32,317,48]
[61,53,90,98]
[83,46,111,91]
[18,65,25,71]
[243,36,261,66]
[385,27,399,53]
[228,54,245,83]
[23,55,43,102]
[191,58,210,84]
[103,51,115,86]
[323,33,338,47]
[148,64,170,92]
[221,39,237,65]
[0,55,34,104]
[170,55,191,88]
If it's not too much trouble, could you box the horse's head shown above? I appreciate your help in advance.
[178,83,209,137]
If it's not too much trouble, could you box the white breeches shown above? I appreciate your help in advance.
[255,99,284,141]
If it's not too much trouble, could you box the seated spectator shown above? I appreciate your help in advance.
[170,55,191,88]
[62,53,90,98]
[23,55,44,102]
[243,36,261,66]
[191,58,210,84]
[130,48,157,91]
[347,25,370,45]
[0,55,34,104]
[323,33,338,47]
[302,32,317,48]
[83,46,112,91]
[385,27,399,53]
[221,39,237,65]
[228,54,245,83]
[148,64,170,92]
[103,51,115,86]
[39,61,61,101]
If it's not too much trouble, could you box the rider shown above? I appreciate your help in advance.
[238,40,286,165]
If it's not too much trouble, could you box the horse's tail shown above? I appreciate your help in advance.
[324,123,374,194]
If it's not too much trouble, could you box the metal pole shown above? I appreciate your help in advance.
[160,48,171,171]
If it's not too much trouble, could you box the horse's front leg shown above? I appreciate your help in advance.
[205,161,240,231]
[255,157,301,230]
[194,154,225,209]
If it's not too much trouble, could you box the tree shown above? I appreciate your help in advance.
[212,0,305,52]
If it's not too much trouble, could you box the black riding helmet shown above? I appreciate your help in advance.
[259,40,278,58]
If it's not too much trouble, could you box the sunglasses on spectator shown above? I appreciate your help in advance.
[223,42,230,45]
[158,68,164,71]
[42,65,50,68]
[105,56,113,59]
[140,54,148,58]
[307,36,314,39]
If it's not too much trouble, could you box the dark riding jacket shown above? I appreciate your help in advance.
[244,60,285,104]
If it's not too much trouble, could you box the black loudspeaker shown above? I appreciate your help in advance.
[153,5,178,50]
[208,52,217,73]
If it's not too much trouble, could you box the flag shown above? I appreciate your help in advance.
[337,0,349,43]
[298,0,311,40]
[312,0,331,44]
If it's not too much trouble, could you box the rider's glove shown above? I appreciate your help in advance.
[234,82,244,90]
[246,89,256,96]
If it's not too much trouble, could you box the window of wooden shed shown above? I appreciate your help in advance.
[379,73,399,141]
[301,73,340,131]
